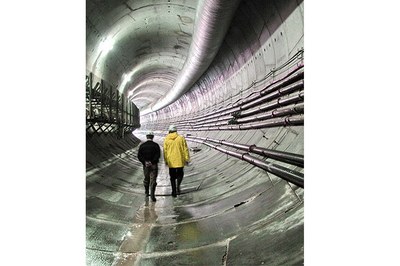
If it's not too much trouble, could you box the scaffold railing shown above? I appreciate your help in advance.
[86,71,140,137]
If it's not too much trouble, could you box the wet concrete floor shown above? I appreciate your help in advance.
[86,132,304,265]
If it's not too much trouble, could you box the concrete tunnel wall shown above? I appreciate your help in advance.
[141,0,304,122]
[86,0,304,265]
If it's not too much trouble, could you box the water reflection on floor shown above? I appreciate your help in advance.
[86,133,304,265]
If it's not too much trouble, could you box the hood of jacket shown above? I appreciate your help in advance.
[166,132,179,140]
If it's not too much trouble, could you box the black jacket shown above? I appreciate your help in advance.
[138,140,161,165]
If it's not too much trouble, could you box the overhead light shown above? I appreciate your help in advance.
[117,73,132,93]
[123,73,131,83]
[99,37,114,53]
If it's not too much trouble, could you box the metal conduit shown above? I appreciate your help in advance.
[193,79,304,125]
[187,138,304,188]
[203,62,303,120]
[147,102,303,132]
[187,136,304,167]
[187,80,301,124]
[250,146,304,168]
[240,80,304,111]
[240,49,304,97]
[235,104,304,124]
[183,65,304,123]
[195,93,304,127]
[237,92,304,118]
[242,154,304,188]
[162,84,304,130]
[235,69,304,108]
[145,112,303,132]
[141,64,304,132]
[150,101,304,130]
[187,92,304,129]
[191,114,232,126]
[236,115,304,130]
[144,60,304,127]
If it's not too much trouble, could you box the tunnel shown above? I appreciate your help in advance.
[86,0,304,265]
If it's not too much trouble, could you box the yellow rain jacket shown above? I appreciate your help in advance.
[163,132,190,168]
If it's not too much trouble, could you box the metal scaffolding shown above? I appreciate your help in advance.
[86,72,140,137]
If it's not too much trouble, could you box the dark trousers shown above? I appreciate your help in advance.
[143,164,158,190]
[169,167,184,195]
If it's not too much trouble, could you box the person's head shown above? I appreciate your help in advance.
[168,125,177,133]
[146,131,154,140]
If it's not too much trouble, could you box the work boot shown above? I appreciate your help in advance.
[150,183,157,202]
[170,179,177,197]
[144,185,149,196]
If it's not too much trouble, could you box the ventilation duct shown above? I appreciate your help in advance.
[140,0,242,116]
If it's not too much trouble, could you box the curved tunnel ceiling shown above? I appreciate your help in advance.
[87,0,198,114]
[87,0,244,118]
[86,0,304,264]
[87,0,304,124]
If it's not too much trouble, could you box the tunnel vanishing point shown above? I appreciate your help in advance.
[86,0,304,265]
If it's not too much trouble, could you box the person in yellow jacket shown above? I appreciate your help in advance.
[163,125,190,197]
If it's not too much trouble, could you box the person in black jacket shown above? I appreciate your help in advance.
[137,131,161,201]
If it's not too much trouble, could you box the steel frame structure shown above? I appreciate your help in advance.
[86,72,140,137]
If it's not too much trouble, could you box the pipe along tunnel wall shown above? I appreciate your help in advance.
[86,123,303,265]
[86,0,304,264]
